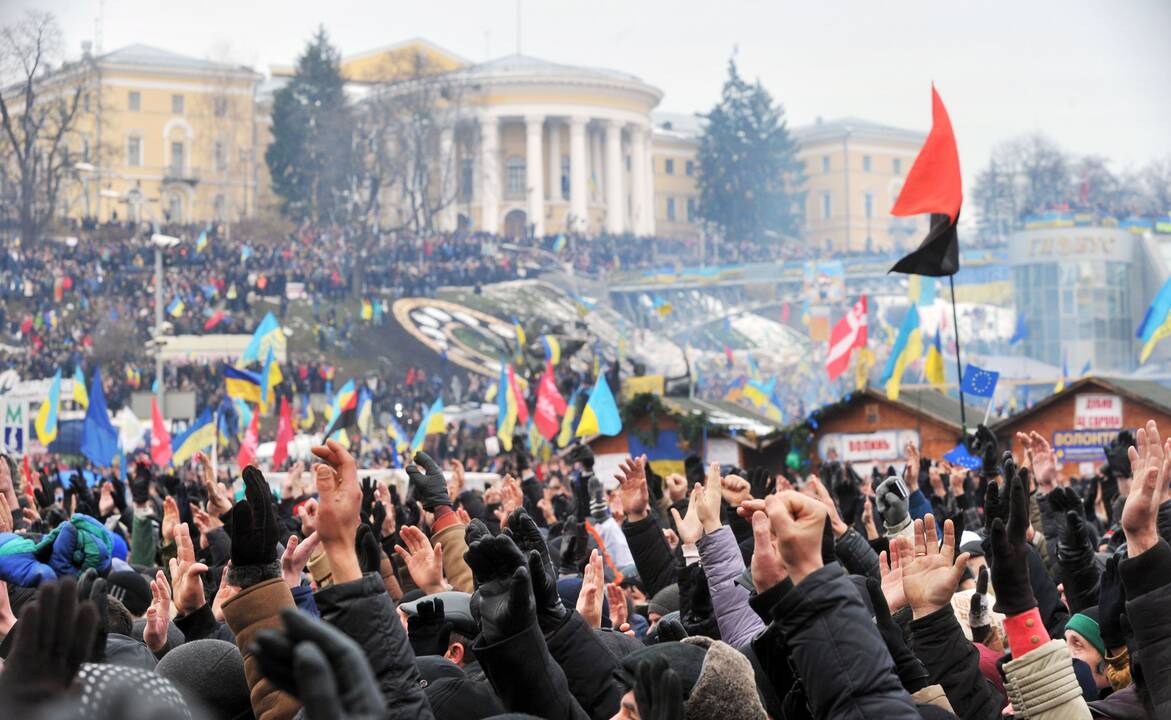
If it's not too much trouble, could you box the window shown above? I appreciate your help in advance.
[127,136,142,167]
[666,197,676,221]
[893,158,902,175]
[214,97,228,117]
[821,192,832,219]
[83,93,90,113]
[685,160,694,176]
[213,140,227,173]
[862,155,871,172]
[128,91,140,111]
[864,191,874,219]
[822,156,830,173]
[459,157,475,201]
[80,137,90,163]
[505,156,525,197]
[170,141,184,175]
[665,159,674,175]
[686,197,696,222]
[560,156,570,199]
[167,193,183,222]
[171,94,184,114]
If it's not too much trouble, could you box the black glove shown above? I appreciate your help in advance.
[558,522,590,576]
[569,443,595,471]
[228,466,280,567]
[683,455,703,487]
[465,534,534,644]
[33,481,59,512]
[867,576,929,693]
[633,655,684,720]
[1104,430,1134,479]
[407,451,450,511]
[0,577,98,708]
[130,464,152,504]
[832,468,861,526]
[502,508,564,632]
[967,425,1000,478]
[969,566,993,645]
[678,563,718,639]
[1097,554,1127,651]
[647,615,687,644]
[359,478,387,532]
[987,473,1037,616]
[252,607,383,720]
[66,474,97,517]
[747,467,774,501]
[355,524,381,575]
[408,598,452,657]
[464,518,491,549]
[77,569,108,662]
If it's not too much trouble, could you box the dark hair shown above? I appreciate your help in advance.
[106,595,134,637]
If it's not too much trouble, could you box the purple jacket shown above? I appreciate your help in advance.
[697,526,764,648]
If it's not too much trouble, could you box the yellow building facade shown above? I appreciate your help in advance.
[61,44,262,226]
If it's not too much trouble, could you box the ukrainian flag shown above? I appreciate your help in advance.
[72,365,89,409]
[300,395,316,431]
[880,309,922,401]
[196,225,209,253]
[356,385,373,435]
[260,347,283,413]
[541,336,561,366]
[576,372,621,437]
[387,414,409,453]
[223,365,263,404]
[496,364,518,451]
[167,297,185,318]
[171,409,216,465]
[925,330,946,392]
[411,397,445,451]
[240,312,285,366]
[557,388,582,448]
[743,379,784,423]
[34,369,62,445]
[1139,276,1171,363]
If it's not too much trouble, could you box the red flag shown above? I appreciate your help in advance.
[508,366,529,425]
[237,412,259,471]
[781,302,790,323]
[825,295,868,381]
[150,397,172,467]
[889,85,963,276]
[203,310,225,331]
[534,362,567,440]
[272,396,294,468]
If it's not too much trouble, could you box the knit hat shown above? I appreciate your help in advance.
[75,663,191,719]
[107,570,152,616]
[1066,609,1106,657]
[959,531,985,558]
[416,655,466,685]
[619,642,708,700]
[425,676,506,720]
[156,639,251,720]
[648,583,680,617]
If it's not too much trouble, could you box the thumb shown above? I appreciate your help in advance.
[433,542,444,566]
[751,511,771,549]
[670,507,683,527]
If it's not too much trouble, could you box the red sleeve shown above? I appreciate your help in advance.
[1003,606,1048,658]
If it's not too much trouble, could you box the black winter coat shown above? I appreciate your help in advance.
[909,605,1001,720]
[621,515,677,597]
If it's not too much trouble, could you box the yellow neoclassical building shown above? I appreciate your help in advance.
[54,37,925,251]
[55,43,262,226]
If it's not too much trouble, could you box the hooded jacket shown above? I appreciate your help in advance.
[697,525,763,648]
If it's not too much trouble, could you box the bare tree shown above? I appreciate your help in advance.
[0,12,89,244]
[353,51,470,235]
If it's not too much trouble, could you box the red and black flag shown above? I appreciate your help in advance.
[889,86,962,276]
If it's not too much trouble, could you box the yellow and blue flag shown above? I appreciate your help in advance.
[880,310,922,401]
[925,330,946,392]
[557,388,582,448]
[196,226,209,253]
[496,364,518,451]
[167,297,185,318]
[541,336,561,366]
[72,365,89,409]
[387,414,409,453]
[223,365,263,404]
[171,409,216,465]
[576,372,621,437]
[34,369,62,446]
[1055,353,1068,393]
[260,347,283,413]
[1138,276,1171,363]
[356,385,373,435]
[240,312,285,366]
[412,397,445,451]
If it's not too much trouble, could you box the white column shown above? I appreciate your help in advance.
[547,120,561,202]
[630,125,648,236]
[590,127,604,201]
[604,120,624,234]
[439,126,457,232]
[479,115,500,233]
[643,126,656,235]
[525,114,545,238]
[568,116,588,232]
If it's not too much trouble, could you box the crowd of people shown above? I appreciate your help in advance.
[0,413,1167,719]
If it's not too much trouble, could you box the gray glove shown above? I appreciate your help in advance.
[876,477,910,533]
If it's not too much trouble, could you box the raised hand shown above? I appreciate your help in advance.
[1027,431,1059,491]
[161,495,180,546]
[878,544,907,613]
[298,497,319,536]
[252,608,383,720]
[802,475,848,537]
[228,466,280,569]
[464,534,533,643]
[664,473,687,503]
[311,440,362,584]
[144,570,172,653]
[576,549,604,628]
[697,462,723,533]
[196,451,232,517]
[876,476,909,531]
[614,455,650,522]
[0,494,11,534]
[408,598,453,657]
[1123,420,1170,557]
[0,577,98,707]
[212,565,239,622]
[750,510,787,593]
[98,482,116,517]
[669,484,704,545]
[407,451,451,511]
[969,566,993,644]
[447,458,465,501]
[394,526,446,595]
[987,473,1037,615]
[897,515,970,619]
[169,522,210,615]
[765,491,828,585]
[903,442,921,492]
[281,532,321,589]
[606,582,628,628]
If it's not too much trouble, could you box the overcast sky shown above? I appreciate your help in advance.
[7,0,1171,188]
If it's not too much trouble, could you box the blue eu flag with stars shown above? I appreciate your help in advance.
[960,364,999,398]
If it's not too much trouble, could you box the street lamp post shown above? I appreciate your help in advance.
[150,232,180,413]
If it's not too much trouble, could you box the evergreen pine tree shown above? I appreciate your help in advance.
[697,59,804,253]
[265,26,354,221]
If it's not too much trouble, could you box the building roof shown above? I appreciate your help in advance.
[790,116,925,146]
[456,53,663,103]
[99,44,259,78]
[662,397,782,440]
[817,387,986,432]
[992,376,1171,432]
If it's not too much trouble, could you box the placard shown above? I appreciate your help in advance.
[1,397,28,454]
[1073,394,1122,430]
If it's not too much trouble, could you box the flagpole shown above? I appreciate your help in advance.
[949,276,968,433]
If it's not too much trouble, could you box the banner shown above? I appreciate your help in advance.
[1,398,28,454]
[1073,394,1122,430]
[622,375,665,399]
[817,429,920,463]
[1052,428,1119,463]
